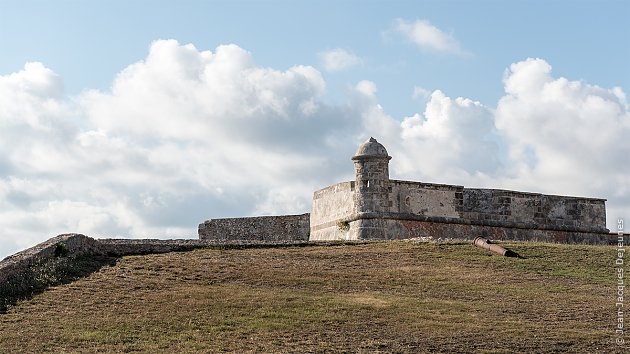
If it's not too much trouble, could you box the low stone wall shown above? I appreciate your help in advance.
[98,238,314,256]
[0,234,313,312]
[1,235,318,286]
[0,234,110,312]
[0,236,221,284]
[199,213,310,242]
[341,213,614,244]
[98,239,210,256]
[0,234,103,285]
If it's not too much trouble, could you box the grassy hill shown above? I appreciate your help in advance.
[0,241,624,353]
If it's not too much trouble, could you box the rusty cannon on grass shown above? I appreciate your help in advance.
[473,237,519,258]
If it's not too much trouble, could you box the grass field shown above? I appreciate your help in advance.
[0,241,625,353]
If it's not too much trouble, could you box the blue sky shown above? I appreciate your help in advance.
[0,0,628,258]
[2,0,628,116]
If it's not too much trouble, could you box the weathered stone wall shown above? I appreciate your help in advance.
[1,234,316,283]
[0,234,108,311]
[386,184,606,233]
[1,231,319,292]
[389,217,612,244]
[462,189,607,233]
[310,182,355,240]
[99,239,210,256]
[310,179,607,241]
[199,214,310,242]
[389,180,462,218]
[0,234,316,311]
[342,213,613,244]
[0,235,221,286]
[0,234,104,286]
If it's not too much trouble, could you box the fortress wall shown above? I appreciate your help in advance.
[0,234,104,286]
[0,235,217,287]
[98,239,210,256]
[1,234,312,311]
[391,218,612,244]
[317,179,607,241]
[388,182,606,233]
[0,234,107,311]
[199,213,310,242]
[462,189,607,233]
[2,233,315,288]
[310,182,355,240]
[99,238,312,255]
[345,215,612,244]
[389,180,463,217]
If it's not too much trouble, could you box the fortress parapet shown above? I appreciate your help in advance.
[309,137,608,243]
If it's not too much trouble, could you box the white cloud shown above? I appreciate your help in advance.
[394,19,465,55]
[394,90,499,179]
[319,48,361,72]
[0,42,627,260]
[82,41,327,141]
[495,58,630,227]
[0,40,372,258]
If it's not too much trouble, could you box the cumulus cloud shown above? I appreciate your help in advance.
[76,40,356,218]
[0,42,627,259]
[319,48,361,72]
[0,40,374,257]
[495,58,630,227]
[395,90,499,179]
[393,19,466,55]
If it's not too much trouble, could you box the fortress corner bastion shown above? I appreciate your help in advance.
[198,137,610,244]
[307,137,609,243]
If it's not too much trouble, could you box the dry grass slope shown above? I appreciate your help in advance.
[0,241,624,353]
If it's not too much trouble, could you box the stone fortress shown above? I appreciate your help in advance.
[199,137,610,244]
[0,137,614,310]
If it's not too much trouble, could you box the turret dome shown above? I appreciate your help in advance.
[352,137,391,160]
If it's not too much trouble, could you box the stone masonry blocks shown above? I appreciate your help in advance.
[199,214,310,242]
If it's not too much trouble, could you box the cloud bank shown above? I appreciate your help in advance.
[0,41,627,258]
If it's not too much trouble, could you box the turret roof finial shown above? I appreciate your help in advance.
[352,137,391,160]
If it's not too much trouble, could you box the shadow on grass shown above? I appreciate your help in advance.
[0,255,118,313]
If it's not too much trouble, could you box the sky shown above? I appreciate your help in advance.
[0,0,628,259]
